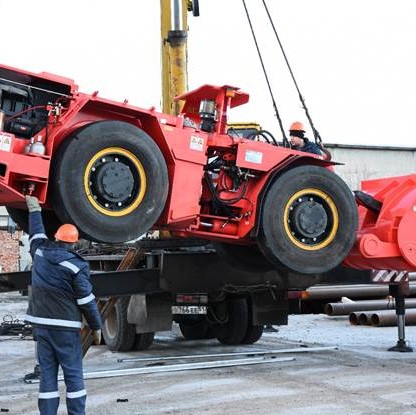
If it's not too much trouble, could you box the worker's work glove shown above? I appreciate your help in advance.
[25,196,41,213]
[92,329,102,346]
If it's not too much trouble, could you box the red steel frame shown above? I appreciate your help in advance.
[2,62,416,271]
[0,64,330,244]
[344,174,416,271]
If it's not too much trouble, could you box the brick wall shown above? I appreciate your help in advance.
[0,230,21,272]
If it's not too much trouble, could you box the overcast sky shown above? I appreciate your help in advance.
[1,0,415,147]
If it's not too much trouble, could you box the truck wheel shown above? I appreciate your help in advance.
[179,316,209,340]
[102,297,136,351]
[242,297,264,344]
[6,207,62,238]
[242,325,264,344]
[214,243,274,272]
[133,332,155,351]
[258,165,358,274]
[51,121,169,243]
[216,298,248,345]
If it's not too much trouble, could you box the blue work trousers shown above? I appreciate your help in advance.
[36,328,86,415]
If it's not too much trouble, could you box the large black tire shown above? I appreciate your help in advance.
[179,322,208,340]
[258,165,358,274]
[214,243,274,273]
[242,325,264,345]
[51,121,169,243]
[242,298,264,344]
[179,316,212,340]
[102,297,136,352]
[6,207,62,238]
[133,332,155,351]
[216,298,248,345]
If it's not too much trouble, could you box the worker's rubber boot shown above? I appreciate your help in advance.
[264,324,278,333]
[24,364,41,382]
[38,392,60,415]
[66,393,87,415]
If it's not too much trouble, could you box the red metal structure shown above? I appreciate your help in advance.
[344,174,416,271]
[0,62,392,276]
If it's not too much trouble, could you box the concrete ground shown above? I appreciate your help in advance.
[2,291,416,415]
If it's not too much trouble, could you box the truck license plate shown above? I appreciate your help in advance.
[171,305,207,315]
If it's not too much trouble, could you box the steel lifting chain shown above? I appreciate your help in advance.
[243,0,327,153]
[241,0,289,147]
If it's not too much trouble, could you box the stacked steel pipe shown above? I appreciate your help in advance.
[324,297,416,327]
[303,281,416,327]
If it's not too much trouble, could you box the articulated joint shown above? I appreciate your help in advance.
[167,30,187,47]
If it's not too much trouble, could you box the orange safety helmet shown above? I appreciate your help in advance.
[289,121,305,132]
[54,224,79,243]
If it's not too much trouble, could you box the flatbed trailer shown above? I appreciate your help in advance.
[0,241,370,351]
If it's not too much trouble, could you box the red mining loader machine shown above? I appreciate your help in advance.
[1,60,416,278]
[0,63,358,275]
[1,62,416,351]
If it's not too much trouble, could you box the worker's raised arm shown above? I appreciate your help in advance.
[25,195,48,258]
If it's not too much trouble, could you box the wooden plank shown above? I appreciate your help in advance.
[81,248,144,357]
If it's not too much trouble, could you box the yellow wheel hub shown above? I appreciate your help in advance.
[283,188,339,251]
[83,147,146,217]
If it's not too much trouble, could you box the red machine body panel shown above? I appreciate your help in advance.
[0,63,331,245]
[8,61,412,277]
[344,174,416,271]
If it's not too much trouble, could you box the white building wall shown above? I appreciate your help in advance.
[326,144,416,190]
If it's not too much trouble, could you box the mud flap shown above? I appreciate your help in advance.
[127,294,172,333]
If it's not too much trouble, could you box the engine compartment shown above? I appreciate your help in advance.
[0,80,47,138]
[0,66,72,139]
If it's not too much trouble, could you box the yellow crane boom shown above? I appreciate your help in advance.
[160,0,199,115]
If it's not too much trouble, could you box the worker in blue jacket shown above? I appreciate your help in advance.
[289,121,322,155]
[24,195,102,415]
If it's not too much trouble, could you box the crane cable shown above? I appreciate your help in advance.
[241,0,289,147]
[261,0,325,150]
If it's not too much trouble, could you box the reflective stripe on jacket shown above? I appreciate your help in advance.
[24,211,101,331]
